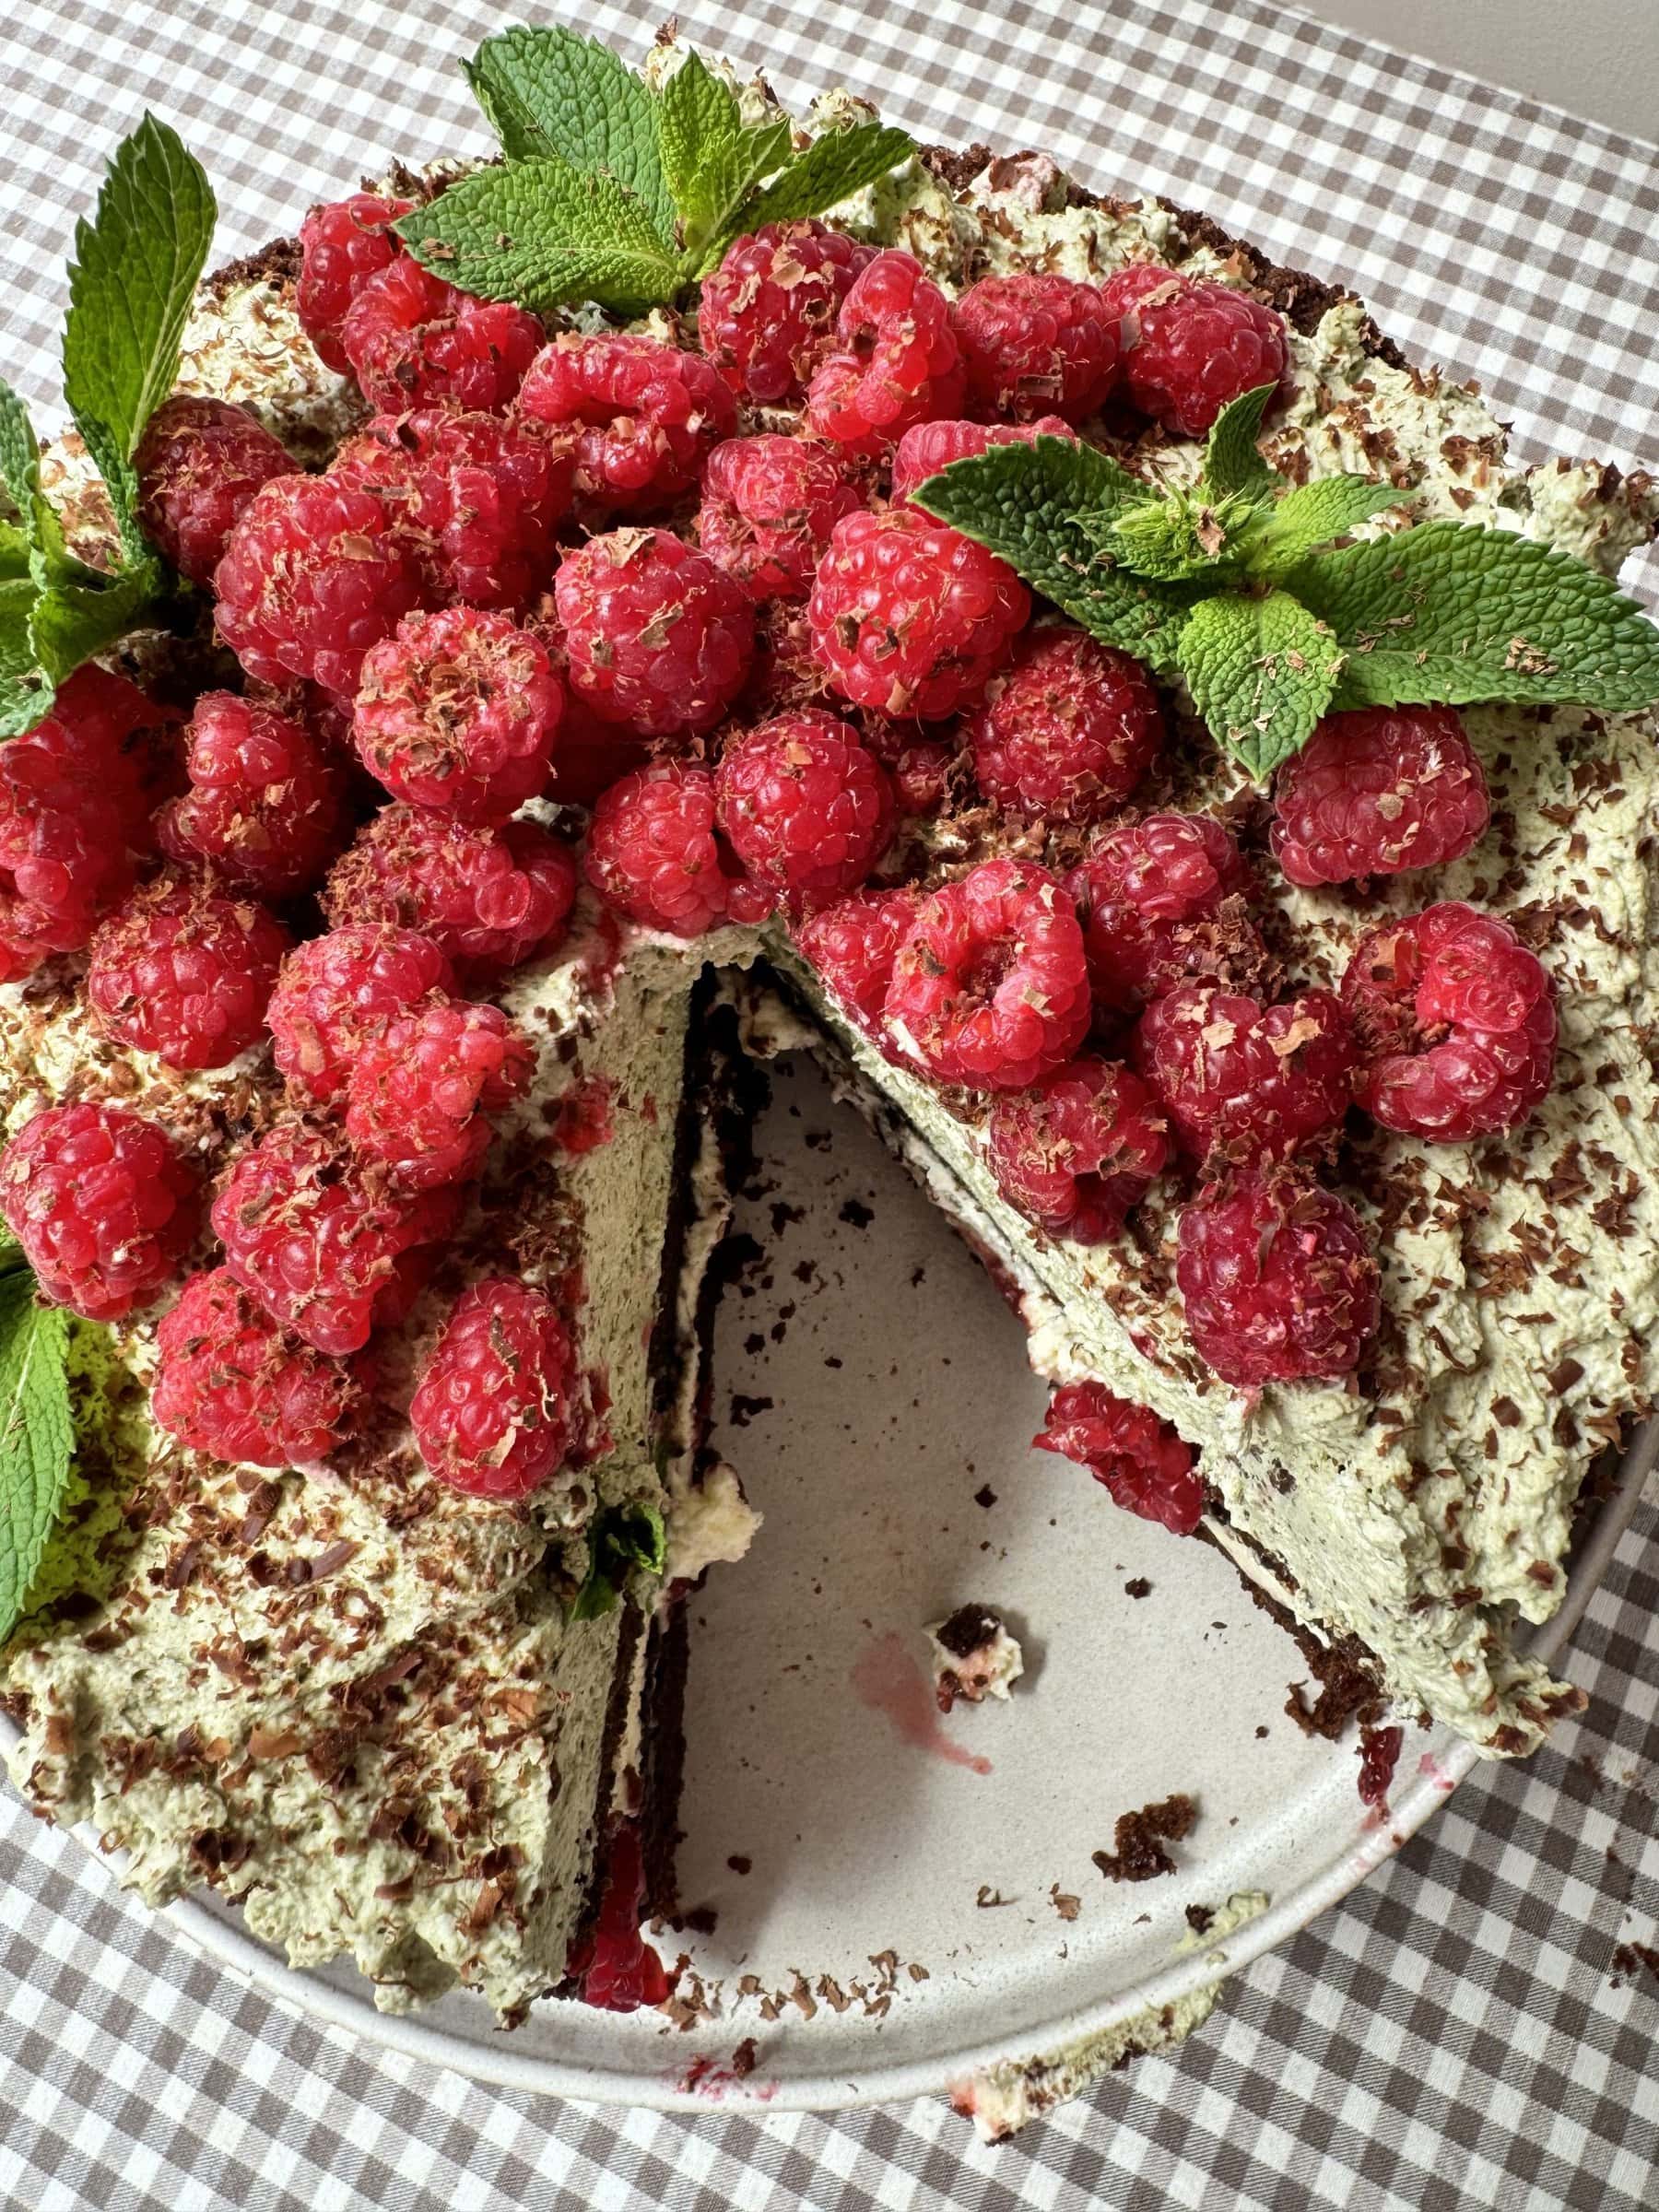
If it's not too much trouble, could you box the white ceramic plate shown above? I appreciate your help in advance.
[6,1048,1651,2112]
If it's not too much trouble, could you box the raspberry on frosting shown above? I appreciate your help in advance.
[806,505,1030,722]
[1176,1172,1380,1387]
[87,874,291,1072]
[158,689,347,897]
[806,250,967,457]
[1270,706,1491,887]
[585,760,756,936]
[517,333,735,512]
[0,1102,198,1321]
[324,806,578,978]
[967,628,1164,822]
[267,924,455,1102]
[696,435,862,603]
[955,274,1121,422]
[697,220,876,405]
[1340,901,1557,1139]
[1101,265,1290,437]
[212,1122,460,1356]
[554,527,754,739]
[569,1820,674,2011]
[344,998,533,1189]
[884,856,1091,1090]
[889,416,1075,502]
[1134,981,1356,1165]
[296,192,415,373]
[793,885,923,1053]
[987,1055,1169,1241]
[542,685,651,809]
[153,1266,361,1468]
[352,606,563,824]
[411,1277,574,1499]
[340,255,543,415]
[1065,812,1261,1018]
[1033,1381,1204,1535]
[135,395,293,586]
[715,712,894,913]
[214,471,426,698]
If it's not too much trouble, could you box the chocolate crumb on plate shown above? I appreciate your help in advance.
[1092,1794,1200,1883]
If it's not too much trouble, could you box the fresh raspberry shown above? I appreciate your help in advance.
[806,251,967,458]
[212,1122,459,1356]
[324,806,578,977]
[0,667,169,980]
[87,875,290,1072]
[1176,1172,1380,1387]
[1101,265,1291,438]
[967,628,1163,821]
[571,1822,674,2012]
[1134,982,1356,1165]
[585,760,754,936]
[134,395,293,586]
[153,1266,360,1467]
[517,333,735,513]
[697,220,877,406]
[340,256,543,414]
[330,406,573,611]
[1357,1722,1405,1808]
[715,712,894,912]
[543,687,651,808]
[410,1277,573,1499]
[793,886,923,1052]
[888,736,957,815]
[885,857,1090,1090]
[267,924,454,1103]
[352,606,563,824]
[1065,813,1260,1018]
[345,998,532,1188]
[696,435,862,602]
[296,192,415,373]
[214,472,426,698]
[554,528,754,739]
[157,690,347,897]
[956,274,1121,422]
[1032,1381,1203,1535]
[1270,706,1490,887]
[1340,902,1557,1139]
[807,506,1029,721]
[987,1056,1169,1241]
[0,1102,198,1321]
[889,415,1075,501]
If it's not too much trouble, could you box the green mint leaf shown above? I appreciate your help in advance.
[0,380,75,584]
[658,51,792,263]
[1199,383,1277,501]
[61,115,216,465]
[738,120,914,234]
[1289,520,1659,713]
[0,574,53,737]
[29,559,162,686]
[76,416,151,570]
[1102,487,1259,581]
[912,436,1197,670]
[1177,589,1346,778]
[569,1499,669,1622]
[0,1273,74,1647]
[397,158,679,318]
[462,25,673,239]
[1237,476,1403,582]
[0,525,31,582]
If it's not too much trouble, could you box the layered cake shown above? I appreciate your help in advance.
[3,32,1657,2026]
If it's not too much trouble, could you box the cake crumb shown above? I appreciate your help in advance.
[1124,1577,1152,1599]
[1049,1883,1080,1922]
[927,1604,1024,1711]
[1091,1794,1199,1883]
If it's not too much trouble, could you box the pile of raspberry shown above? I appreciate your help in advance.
[0,194,1551,1561]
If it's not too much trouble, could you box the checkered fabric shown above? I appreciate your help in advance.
[1,0,1657,2204]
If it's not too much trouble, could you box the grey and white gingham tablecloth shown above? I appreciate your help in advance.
[3,1,1659,2204]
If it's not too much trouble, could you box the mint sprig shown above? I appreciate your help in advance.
[398,30,914,316]
[912,384,1659,778]
[569,1499,668,1622]
[0,1252,75,1649]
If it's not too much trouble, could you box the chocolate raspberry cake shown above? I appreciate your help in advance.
[3,37,1657,2030]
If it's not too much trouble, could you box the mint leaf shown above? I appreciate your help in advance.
[738,120,914,234]
[0,521,30,581]
[1177,589,1345,778]
[76,417,150,569]
[1200,383,1277,501]
[61,115,216,465]
[1290,521,1659,713]
[912,437,1197,670]
[1103,486,1259,581]
[0,380,73,583]
[397,159,679,318]
[658,52,792,264]
[0,1273,74,1647]
[29,561,161,686]
[569,1499,668,1622]
[461,25,672,238]
[1237,476,1403,582]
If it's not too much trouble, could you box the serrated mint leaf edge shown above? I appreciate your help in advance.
[0,1277,74,1647]
[1237,475,1405,582]
[1177,588,1346,778]
[1200,383,1277,501]
[736,121,914,237]
[396,159,679,317]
